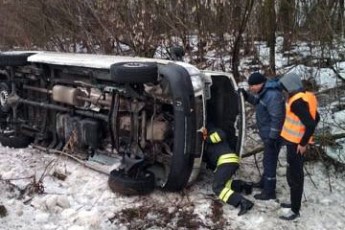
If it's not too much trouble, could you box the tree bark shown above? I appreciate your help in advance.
[339,0,345,38]
[279,0,295,51]
[267,0,276,73]
[231,0,255,82]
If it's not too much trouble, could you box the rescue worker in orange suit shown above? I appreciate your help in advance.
[278,72,320,220]
[204,125,254,216]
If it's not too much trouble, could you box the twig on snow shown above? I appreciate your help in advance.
[242,146,264,158]
[304,165,317,189]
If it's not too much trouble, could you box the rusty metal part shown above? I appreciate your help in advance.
[76,95,110,106]
[23,85,111,107]
[17,97,108,121]
[52,85,86,106]
[23,85,51,94]
[119,115,132,132]
[140,110,147,148]
[63,129,78,153]
[146,120,168,141]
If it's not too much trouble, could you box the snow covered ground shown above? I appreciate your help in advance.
[1,145,345,230]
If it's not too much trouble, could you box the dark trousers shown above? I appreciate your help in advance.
[286,142,304,213]
[205,143,243,207]
[212,163,242,206]
[261,139,281,195]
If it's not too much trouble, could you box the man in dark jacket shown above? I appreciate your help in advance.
[204,125,254,216]
[239,72,285,200]
[279,72,319,220]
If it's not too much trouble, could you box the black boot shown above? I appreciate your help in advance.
[241,181,253,195]
[279,209,300,220]
[254,192,276,200]
[280,203,292,208]
[237,198,254,216]
[252,180,264,189]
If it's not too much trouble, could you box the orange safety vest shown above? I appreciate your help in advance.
[280,91,318,144]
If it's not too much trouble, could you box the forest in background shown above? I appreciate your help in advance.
[1,0,344,81]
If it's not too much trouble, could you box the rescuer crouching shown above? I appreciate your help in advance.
[204,125,254,216]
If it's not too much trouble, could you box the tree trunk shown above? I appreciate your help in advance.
[232,35,242,81]
[279,0,295,51]
[267,0,276,73]
[339,0,345,38]
[231,0,255,82]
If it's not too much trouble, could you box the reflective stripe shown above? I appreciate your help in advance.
[225,179,232,188]
[217,153,239,166]
[210,132,221,143]
[259,100,267,107]
[285,116,302,126]
[282,126,304,138]
[266,177,276,181]
[218,158,239,165]
[219,187,234,203]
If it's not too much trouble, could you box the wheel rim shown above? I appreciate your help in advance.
[0,90,9,111]
[123,62,149,68]
[0,82,10,113]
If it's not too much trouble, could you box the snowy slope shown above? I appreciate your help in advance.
[1,145,345,230]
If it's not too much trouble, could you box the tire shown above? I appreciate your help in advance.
[0,134,32,148]
[0,53,34,66]
[110,62,158,84]
[108,169,155,196]
[157,64,196,191]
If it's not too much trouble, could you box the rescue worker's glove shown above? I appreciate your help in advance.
[238,88,248,100]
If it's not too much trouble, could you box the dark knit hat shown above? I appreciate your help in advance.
[248,72,266,85]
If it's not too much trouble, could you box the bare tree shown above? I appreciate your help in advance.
[261,0,277,73]
[338,0,345,38]
[231,0,255,81]
[277,0,296,51]
[1,0,344,67]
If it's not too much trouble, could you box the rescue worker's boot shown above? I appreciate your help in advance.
[280,203,292,208]
[254,176,276,200]
[254,191,276,200]
[279,209,300,220]
[237,197,254,216]
[252,178,264,189]
[240,181,253,195]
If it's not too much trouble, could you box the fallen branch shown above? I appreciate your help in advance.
[242,146,264,158]
[242,132,345,158]
[1,176,34,181]
[253,152,262,177]
[314,133,345,145]
[316,84,345,96]
[303,165,317,189]
[1,160,56,198]
[0,179,28,197]
[329,65,345,83]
